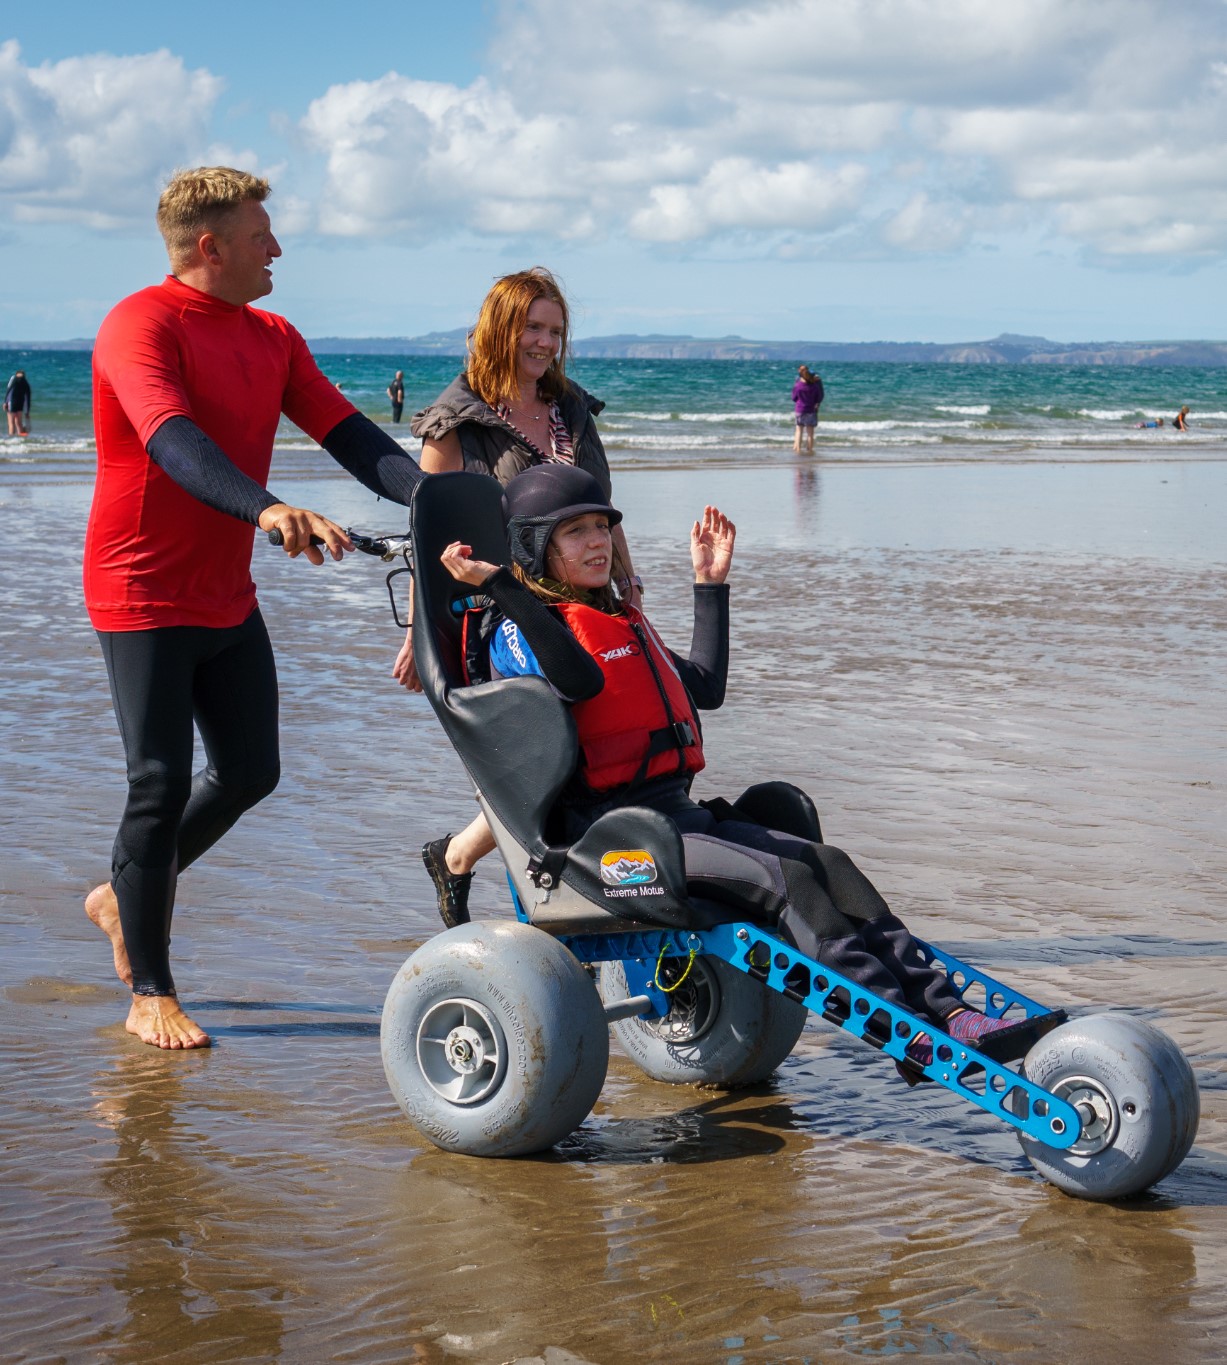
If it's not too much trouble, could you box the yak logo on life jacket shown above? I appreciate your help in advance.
[557,599,705,792]
[598,642,640,663]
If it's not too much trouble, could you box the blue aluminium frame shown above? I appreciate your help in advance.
[508,879,1079,1150]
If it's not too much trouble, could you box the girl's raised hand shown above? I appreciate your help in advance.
[440,541,499,586]
[691,506,736,585]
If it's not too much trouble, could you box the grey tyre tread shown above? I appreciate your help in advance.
[600,955,806,1088]
[1019,1012,1200,1201]
[382,922,609,1157]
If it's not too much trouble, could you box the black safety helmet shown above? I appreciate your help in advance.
[503,464,623,578]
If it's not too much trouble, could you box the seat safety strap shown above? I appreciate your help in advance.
[527,846,570,890]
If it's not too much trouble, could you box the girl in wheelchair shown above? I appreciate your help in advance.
[434,463,1062,1067]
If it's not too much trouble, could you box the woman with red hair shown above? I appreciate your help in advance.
[399,267,640,923]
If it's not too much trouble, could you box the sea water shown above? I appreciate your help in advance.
[4,343,1227,1360]
[2,348,1224,482]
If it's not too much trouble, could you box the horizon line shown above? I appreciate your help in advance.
[5,329,1227,350]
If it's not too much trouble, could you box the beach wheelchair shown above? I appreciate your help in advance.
[380,472,1199,1201]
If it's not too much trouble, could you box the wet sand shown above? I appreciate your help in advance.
[3,461,1225,1363]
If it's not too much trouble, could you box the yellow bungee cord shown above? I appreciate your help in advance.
[653,940,698,992]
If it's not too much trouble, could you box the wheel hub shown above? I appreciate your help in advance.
[645,959,721,1044]
[416,997,506,1105]
[1051,1075,1121,1156]
[445,1025,487,1073]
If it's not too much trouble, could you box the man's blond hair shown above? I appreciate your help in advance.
[156,167,271,270]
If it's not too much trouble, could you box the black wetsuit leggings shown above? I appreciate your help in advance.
[677,813,962,1021]
[98,610,280,996]
[567,786,963,1022]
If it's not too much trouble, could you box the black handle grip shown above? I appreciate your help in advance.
[267,529,325,547]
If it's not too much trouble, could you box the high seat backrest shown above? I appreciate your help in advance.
[409,471,697,934]
[409,472,578,858]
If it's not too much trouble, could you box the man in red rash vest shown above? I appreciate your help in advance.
[84,166,423,1050]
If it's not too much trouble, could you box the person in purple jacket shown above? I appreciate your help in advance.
[792,364,824,454]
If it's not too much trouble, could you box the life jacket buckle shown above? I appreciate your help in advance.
[672,721,696,748]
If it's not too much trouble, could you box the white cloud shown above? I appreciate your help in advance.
[5,1,1227,264]
[881,193,972,253]
[295,52,882,246]
[0,40,225,227]
[291,0,1227,261]
[629,160,868,242]
[299,74,588,237]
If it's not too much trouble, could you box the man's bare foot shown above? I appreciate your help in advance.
[126,995,211,1050]
[85,882,133,987]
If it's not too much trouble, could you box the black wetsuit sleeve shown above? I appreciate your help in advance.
[146,416,280,523]
[481,568,605,702]
[320,412,423,506]
[672,583,730,710]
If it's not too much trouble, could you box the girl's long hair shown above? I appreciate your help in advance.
[467,267,570,406]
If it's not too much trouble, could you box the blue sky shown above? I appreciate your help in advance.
[4,0,1227,343]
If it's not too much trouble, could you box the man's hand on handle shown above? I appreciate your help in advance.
[258,503,352,565]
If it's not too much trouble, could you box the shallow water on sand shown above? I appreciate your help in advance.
[2,461,1225,1363]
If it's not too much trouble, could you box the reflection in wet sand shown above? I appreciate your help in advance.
[2,467,1225,1361]
[92,1052,286,1362]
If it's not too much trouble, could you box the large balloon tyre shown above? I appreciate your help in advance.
[381,921,610,1157]
[599,954,807,1088]
[1018,1012,1199,1201]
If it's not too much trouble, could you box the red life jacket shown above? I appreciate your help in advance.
[557,601,705,792]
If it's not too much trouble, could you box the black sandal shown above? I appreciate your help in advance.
[422,835,473,929]
[895,1007,1069,1084]
[966,1009,1068,1063]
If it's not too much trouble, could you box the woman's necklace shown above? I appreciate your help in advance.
[508,385,548,424]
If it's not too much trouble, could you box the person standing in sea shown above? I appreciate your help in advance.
[792,364,824,454]
[84,166,424,1049]
[398,266,641,925]
[5,368,31,435]
[387,370,405,423]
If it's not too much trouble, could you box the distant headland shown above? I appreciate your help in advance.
[276,330,1227,366]
[5,329,1227,366]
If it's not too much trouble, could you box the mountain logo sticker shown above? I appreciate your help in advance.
[600,849,658,887]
